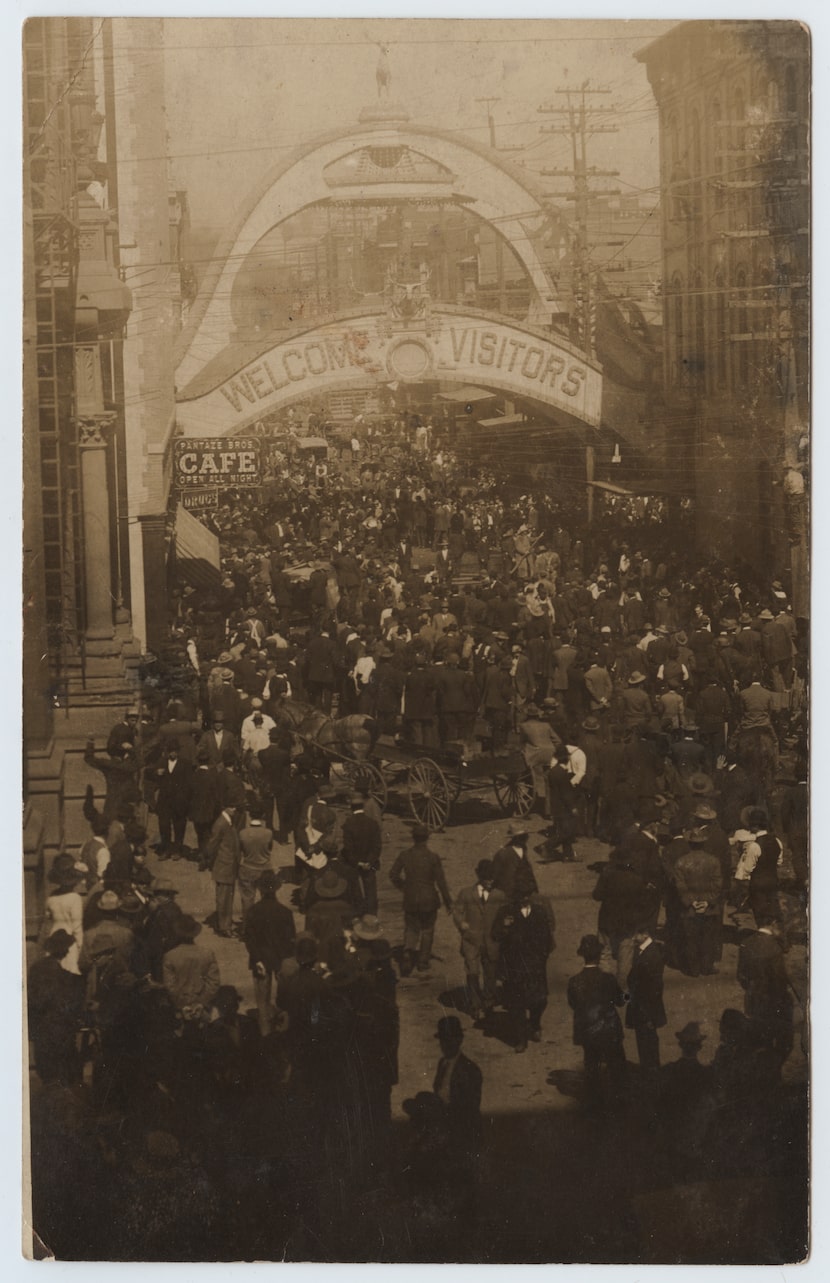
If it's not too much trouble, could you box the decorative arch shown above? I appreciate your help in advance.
[175,119,566,391]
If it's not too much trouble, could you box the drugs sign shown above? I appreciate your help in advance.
[181,488,220,512]
[174,437,262,488]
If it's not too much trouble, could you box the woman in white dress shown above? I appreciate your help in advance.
[40,855,84,975]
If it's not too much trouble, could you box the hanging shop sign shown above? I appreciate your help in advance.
[173,437,262,488]
[181,488,220,511]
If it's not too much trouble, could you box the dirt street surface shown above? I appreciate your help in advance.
[132,788,806,1263]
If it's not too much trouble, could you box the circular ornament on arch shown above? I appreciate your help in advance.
[386,338,432,382]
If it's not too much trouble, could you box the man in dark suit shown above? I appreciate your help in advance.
[545,745,578,861]
[242,869,296,1037]
[432,1015,482,1167]
[737,914,794,1072]
[197,710,241,770]
[257,725,293,841]
[625,928,666,1071]
[401,654,438,747]
[492,890,552,1052]
[153,743,194,860]
[492,825,538,902]
[452,858,506,1019]
[341,794,383,914]
[304,627,340,713]
[567,933,627,1108]
[205,804,242,937]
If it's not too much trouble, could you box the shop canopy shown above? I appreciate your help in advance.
[476,414,526,428]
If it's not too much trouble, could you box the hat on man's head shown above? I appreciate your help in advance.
[577,933,603,962]
[257,869,280,893]
[628,671,647,685]
[89,931,118,960]
[352,914,383,941]
[676,1021,706,1047]
[582,715,600,731]
[43,929,76,959]
[412,822,431,842]
[687,827,708,845]
[758,608,775,621]
[250,697,263,709]
[741,805,769,830]
[402,1091,447,1125]
[175,914,202,941]
[506,823,529,841]
[435,1015,464,1042]
[98,890,121,912]
[151,877,178,895]
[693,803,718,822]
[211,709,225,722]
[476,858,495,882]
[689,773,715,796]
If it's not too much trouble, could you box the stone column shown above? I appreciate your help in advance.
[78,414,116,640]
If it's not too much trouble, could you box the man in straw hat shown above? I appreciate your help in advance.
[672,827,724,977]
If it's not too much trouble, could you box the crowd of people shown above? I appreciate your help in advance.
[28,424,808,1260]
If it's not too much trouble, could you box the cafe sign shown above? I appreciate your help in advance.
[173,437,262,488]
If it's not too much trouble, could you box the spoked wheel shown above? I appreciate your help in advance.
[493,761,535,817]
[341,759,389,814]
[407,757,453,831]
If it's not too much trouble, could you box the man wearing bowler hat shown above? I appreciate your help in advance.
[452,858,506,1020]
[432,1015,482,1164]
[567,934,627,1108]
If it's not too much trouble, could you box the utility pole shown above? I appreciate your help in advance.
[477,97,506,310]
[538,82,620,359]
[476,96,500,149]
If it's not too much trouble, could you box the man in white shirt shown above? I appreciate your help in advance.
[241,699,276,755]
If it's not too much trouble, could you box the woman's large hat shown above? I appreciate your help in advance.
[352,914,383,941]
[314,869,349,899]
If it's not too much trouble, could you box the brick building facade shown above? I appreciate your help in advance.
[637,20,809,611]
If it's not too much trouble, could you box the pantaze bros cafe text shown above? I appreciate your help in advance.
[173,438,262,488]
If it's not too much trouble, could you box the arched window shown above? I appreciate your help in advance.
[733,266,750,388]
[689,108,703,218]
[692,270,705,388]
[712,98,724,210]
[670,274,685,387]
[713,270,727,389]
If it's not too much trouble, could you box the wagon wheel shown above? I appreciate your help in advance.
[408,757,453,831]
[341,759,388,814]
[493,761,535,818]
